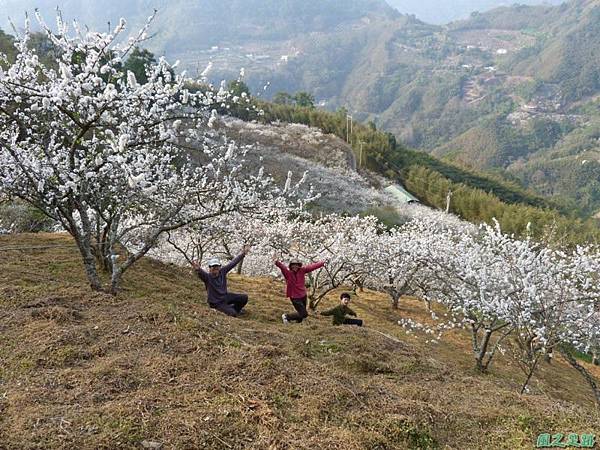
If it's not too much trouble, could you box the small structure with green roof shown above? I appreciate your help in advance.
[384,184,420,204]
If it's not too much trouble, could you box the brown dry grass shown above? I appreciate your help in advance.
[1,233,599,450]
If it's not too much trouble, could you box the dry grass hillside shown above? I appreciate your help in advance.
[1,233,599,450]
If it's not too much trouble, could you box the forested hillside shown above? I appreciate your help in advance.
[233,100,600,245]
[3,19,596,245]
[5,0,600,216]
[256,0,600,217]
[0,0,397,52]
[6,0,600,234]
[432,0,600,215]
[386,0,563,24]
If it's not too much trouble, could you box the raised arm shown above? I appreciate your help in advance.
[302,261,325,274]
[192,261,208,281]
[275,260,291,277]
[222,252,245,274]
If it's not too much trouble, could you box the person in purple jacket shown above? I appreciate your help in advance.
[191,245,250,317]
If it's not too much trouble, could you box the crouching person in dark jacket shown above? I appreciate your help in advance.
[191,245,250,317]
[321,292,363,326]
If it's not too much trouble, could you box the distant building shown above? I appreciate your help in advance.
[384,184,420,204]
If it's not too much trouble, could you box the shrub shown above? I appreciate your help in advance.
[0,201,55,234]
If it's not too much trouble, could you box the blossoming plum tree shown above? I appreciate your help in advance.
[267,215,382,310]
[0,13,277,293]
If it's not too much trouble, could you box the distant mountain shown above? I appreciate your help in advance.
[385,0,564,24]
[0,0,398,84]
[425,0,600,214]
[0,0,397,50]
[251,0,600,215]
[3,0,600,215]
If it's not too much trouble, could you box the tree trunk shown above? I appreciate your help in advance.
[520,355,541,395]
[110,268,122,295]
[70,230,103,291]
[560,347,600,407]
[83,259,102,291]
[391,293,400,309]
[423,298,432,311]
[385,287,401,309]
[475,329,493,373]
[309,291,330,310]
[308,291,329,311]
[356,277,365,293]
[471,324,480,363]
[593,349,599,366]
[99,242,113,273]
[69,204,105,291]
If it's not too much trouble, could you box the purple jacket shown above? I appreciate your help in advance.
[196,253,245,305]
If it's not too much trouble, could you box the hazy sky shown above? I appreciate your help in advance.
[386,0,564,24]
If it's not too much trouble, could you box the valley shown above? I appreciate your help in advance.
[3,0,600,215]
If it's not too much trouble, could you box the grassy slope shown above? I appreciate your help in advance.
[1,233,599,449]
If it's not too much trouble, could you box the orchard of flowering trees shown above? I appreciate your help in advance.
[0,12,297,293]
[1,12,600,405]
[160,210,600,403]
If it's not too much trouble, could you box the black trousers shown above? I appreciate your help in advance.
[211,293,248,317]
[343,318,363,327]
[287,296,309,323]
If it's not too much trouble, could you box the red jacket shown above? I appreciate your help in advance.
[275,260,325,299]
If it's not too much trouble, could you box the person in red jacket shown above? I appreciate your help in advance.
[273,256,325,324]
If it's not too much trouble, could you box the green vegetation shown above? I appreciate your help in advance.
[403,165,600,244]
[122,47,157,84]
[6,0,600,219]
[0,28,14,64]
[273,91,316,108]
[227,79,251,97]
[233,99,600,244]
[5,0,600,241]
[252,0,600,218]
[0,30,158,85]
[385,0,564,25]
[0,199,55,233]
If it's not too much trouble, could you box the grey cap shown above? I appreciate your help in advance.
[207,258,221,267]
[289,259,303,266]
